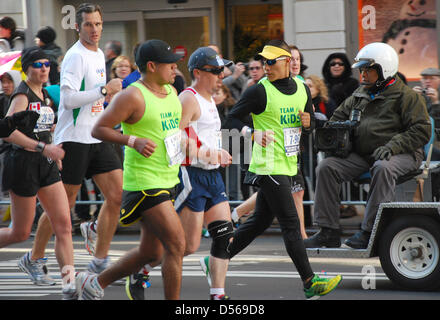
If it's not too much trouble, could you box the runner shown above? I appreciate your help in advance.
[75,39,186,300]
[0,46,76,299]
[174,46,233,300]
[224,39,342,299]
[19,3,124,275]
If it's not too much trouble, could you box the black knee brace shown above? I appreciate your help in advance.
[208,220,234,259]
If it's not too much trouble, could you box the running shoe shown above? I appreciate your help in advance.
[76,271,104,300]
[80,221,97,255]
[62,282,78,300]
[199,256,212,287]
[18,251,56,286]
[87,256,110,274]
[304,274,342,300]
[125,272,151,300]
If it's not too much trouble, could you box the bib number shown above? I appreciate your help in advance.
[34,106,55,133]
[164,131,184,166]
[91,98,104,116]
[283,127,301,157]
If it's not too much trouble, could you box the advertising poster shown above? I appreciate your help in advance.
[358,0,438,80]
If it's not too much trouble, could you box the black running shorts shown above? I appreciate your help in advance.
[2,148,61,197]
[243,169,305,193]
[119,187,176,226]
[60,142,122,185]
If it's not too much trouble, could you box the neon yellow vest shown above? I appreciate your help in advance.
[121,82,182,191]
[249,77,307,176]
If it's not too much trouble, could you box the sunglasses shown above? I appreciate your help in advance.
[249,66,262,71]
[263,57,288,66]
[198,66,225,75]
[330,61,344,67]
[31,61,50,68]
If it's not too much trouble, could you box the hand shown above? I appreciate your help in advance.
[10,110,40,128]
[133,137,157,158]
[254,129,275,147]
[105,78,123,95]
[372,146,392,161]
[232,62,245,79]
[426,87,439,104]
[299,110,310,129]
[43,143,65,161]
[217,149,232,167]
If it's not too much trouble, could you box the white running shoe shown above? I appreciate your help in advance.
[80,221,97,255]
[76,271,104,300]
[18,251,56,286]
[199,256,212,287]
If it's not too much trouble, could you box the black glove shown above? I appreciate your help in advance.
[372,146,393,161]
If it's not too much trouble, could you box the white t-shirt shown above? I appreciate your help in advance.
[54,40,106,144]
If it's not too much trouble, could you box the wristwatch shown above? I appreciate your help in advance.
[35,142,46,153]
[100,86,107,96]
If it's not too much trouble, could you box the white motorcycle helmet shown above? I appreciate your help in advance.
[352,42,399,81]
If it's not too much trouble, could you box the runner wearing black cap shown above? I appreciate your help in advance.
[75,39,186,300]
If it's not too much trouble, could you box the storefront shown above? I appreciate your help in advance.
[1,0,439,82]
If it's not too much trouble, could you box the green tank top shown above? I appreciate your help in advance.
[121,82,182,191]
[249,77,307,176]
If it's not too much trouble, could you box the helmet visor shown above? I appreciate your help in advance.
[351,58,375,70]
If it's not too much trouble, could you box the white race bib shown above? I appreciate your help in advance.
[34,106,55,133]
[283,127,301,157]
[164,131,184,166]
[91,98,104,116]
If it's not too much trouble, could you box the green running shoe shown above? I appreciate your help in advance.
[304,274,342,300]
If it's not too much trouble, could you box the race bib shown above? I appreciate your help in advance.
[91,98,104,116]
[164,131,184,166]
[33,105,55,133]
[283,127,301,157]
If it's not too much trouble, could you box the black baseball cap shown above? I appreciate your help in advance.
[188,47,232,72]
[135,39,183,72]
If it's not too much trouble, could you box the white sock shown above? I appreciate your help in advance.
[231,208,239,223]
[139,264,154,274]
[210,288,225,296]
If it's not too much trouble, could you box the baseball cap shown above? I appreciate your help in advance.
[135,39,183,72]
[258,45,291,60]
[188,47,232,72]
[420,67,440,77]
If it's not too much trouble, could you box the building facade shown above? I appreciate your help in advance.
[1,0,439,82]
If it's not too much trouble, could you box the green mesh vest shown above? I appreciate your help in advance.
[249,77,307,176]
[121,82,182,191]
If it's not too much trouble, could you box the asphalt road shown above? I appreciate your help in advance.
[1,230,439,304]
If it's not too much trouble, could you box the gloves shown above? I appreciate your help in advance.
[10,110,40,128]
[372,146,393,161]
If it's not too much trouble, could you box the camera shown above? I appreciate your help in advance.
[315,110,361,158]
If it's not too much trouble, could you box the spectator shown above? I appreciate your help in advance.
[110,55,135,80]
[243,58,265,92]
[305,75,336,127]
[35,26,62,85]
[289,45,307,81]
[104,40,122,83]
[322,52,359,107]
[413,67,440,160]
[0,16,24,52]
[0,70,21,118]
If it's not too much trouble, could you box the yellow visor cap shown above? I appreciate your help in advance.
[258,45,292,60]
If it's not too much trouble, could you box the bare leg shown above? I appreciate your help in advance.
[31,212,53,259]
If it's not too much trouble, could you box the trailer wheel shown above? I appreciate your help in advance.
[378,215,440,291]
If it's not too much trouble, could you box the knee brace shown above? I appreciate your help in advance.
[208,220,234,259]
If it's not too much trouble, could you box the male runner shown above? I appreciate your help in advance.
[21,3,123,276]
[76,39,186,300]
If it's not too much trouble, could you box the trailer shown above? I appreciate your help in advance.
[306,161,440,291]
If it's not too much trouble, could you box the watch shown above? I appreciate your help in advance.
[35,142,46,153]
[100,86,107,96]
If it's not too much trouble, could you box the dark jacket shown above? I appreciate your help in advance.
[41,42,62,85]
[330,77,431,162]
[322,52,359,107]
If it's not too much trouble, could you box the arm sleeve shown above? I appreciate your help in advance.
[60,52,103,110]
[303,84,315,133]
[224,84,267,131]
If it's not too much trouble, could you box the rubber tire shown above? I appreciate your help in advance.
[378,215,440,291]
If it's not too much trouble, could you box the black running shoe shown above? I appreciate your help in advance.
[125,273,150,300]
